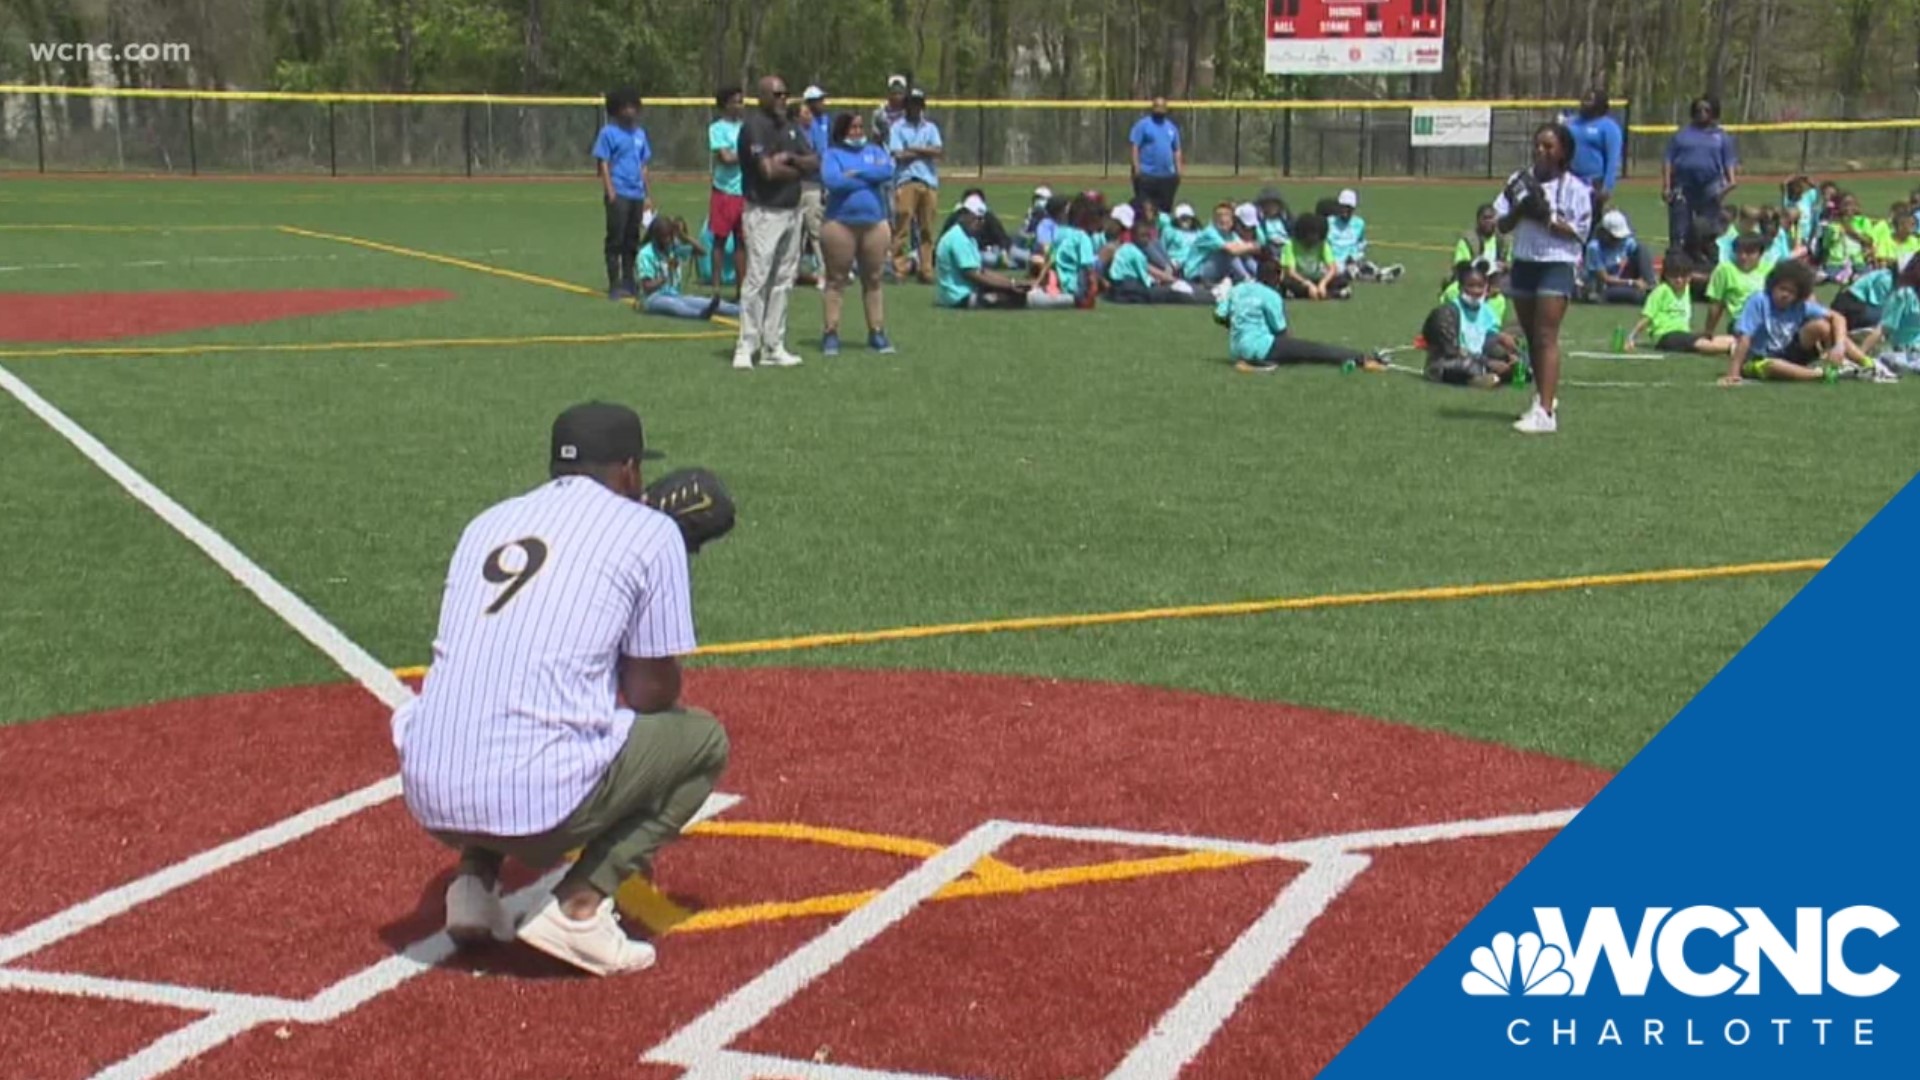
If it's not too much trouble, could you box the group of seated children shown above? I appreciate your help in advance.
[958,184,1405,310]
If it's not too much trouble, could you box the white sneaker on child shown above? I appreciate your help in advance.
[731,346,755,371]
[1513,397,1559,435]
[764,347,804,367]
[516,897,657,976]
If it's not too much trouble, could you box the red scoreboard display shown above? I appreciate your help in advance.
[1265,0,1446,74]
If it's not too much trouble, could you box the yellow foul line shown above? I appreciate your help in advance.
[641,849,1260,936]
[277,224,602,297]
[0,329,734,362]
[390,557,1827,678]
[688,820,1023,883]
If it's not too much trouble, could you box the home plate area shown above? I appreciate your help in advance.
[0,668,1608,1079]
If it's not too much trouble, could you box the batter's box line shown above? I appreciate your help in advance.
[642,808,1579,1080]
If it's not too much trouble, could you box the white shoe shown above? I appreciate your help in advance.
[516,897,657,976]
[445,874,512,946]
[764,347,804,368]
[1512,398,1559,435]
[731,347,755,371]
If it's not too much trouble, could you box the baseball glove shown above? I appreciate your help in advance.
[644,467,736,554]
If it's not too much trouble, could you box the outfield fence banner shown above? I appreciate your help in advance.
[1411,105,1490,147]
[2,86,1918,181]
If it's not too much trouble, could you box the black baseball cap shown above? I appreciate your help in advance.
[551,402,643,475]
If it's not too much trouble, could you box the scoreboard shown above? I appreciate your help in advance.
[1265,0,1447,74]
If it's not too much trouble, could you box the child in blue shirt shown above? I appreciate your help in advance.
[635,217,738,320]
[1327,189,1404,283]
[1723,261,1868,384]
[592,86,651,300]
[1214,258,1383,373]
[1422,262,1522,387]
[1860,256,1920,378]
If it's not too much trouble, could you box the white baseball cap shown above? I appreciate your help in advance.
[1337,189,1360,208]
[961,193,989,216]
[1601,210,1631,238]
[887,74,908,89]
[1234,203,1260,228]
[1110,204,1137,229]
[1173,202,1196,220]
[1033,185,1053,201]
[802,85,825,101]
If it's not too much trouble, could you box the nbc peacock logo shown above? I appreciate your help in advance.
[1461,930,1573,996]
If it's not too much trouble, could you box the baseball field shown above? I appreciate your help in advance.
[3,171,1916,1079]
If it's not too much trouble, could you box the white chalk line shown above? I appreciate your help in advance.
[15,792,741,1080]
[0,248,533,273]
[1106,853,1371,1080]
[643,808,1580,1080]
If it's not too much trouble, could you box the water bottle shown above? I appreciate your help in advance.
[1610,327,1628,352]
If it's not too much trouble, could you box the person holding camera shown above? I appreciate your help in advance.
[1495,122,1593,435]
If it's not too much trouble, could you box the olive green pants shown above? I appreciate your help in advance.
[432,707,730,898]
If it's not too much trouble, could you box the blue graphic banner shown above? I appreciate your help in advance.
[1323,481,1918,1077]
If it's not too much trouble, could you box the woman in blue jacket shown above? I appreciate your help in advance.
[1562,88,1623,207]
[819,112,898,356]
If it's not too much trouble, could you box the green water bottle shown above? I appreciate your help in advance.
[1610,326,1628,352]
[1341,359,1357,374]
[1514,358,1531,387]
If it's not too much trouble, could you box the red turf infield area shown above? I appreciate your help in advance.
[0,289,453,342]
[0,669,1610,1080]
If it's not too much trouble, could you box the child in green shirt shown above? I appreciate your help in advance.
[1626,253,1733,355]
[1703,234,1771,336]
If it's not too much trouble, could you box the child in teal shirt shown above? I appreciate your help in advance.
[1215,259,1380,372]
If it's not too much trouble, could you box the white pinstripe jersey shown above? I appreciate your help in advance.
[392,476,696,836]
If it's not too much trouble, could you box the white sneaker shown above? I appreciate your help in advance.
[731,347,755,371]
[516,897,657,976]
[445,874,512,946]
[764,347,804,368]
[1512,398,1559,435]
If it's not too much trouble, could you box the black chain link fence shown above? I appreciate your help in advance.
[3,95,1916,180]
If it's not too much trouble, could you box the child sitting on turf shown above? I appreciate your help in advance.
[1279,212,1350,301]
[1102,205,1208,305]
[1163,203,1203,276]
[1327,189,1404,283]
[1704,233,1771,336]
[1422,262,1523,388]
[1440,260,1514,332]
[1583,210,1655,303]
[636,216,738,320]
[1715,205,1763,267]
[1834,263,1894,330]
[1859,255,1920,377]
[1038,193,1105,305]
[1215,257,1383,373]
[1819,192,1874,284]
[1019,186,1052,247]
[1783,175,1821,247]
[1625,252,1733,356]
[1181,202,1263,287]
[1878,206,1920,269]
[1254,188,1291,254]
[1722,260,1867,385]
[1454,204,1511,279]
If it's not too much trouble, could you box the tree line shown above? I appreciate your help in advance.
[2,0,1917,121]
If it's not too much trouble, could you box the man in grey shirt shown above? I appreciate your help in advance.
[733,74,818,370]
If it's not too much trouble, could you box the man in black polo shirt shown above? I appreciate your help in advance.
[732,74,819,370]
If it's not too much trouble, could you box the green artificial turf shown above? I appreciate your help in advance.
[3,174,1917,767]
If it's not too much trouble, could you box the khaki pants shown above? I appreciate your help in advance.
[737,204,804,357]
[892,181,938,281]
[820,219,891,334]
[431,708,730,897]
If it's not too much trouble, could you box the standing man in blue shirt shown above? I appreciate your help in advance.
[1663,96,1740,254]
[887,88,943,284]
[1563,88,1622,209]
[1129,96,1184,213]
[592,86,651,301]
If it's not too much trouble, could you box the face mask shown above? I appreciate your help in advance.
[846,137,867,148]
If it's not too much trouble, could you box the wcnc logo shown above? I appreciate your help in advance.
[1464,906,1899,1049]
